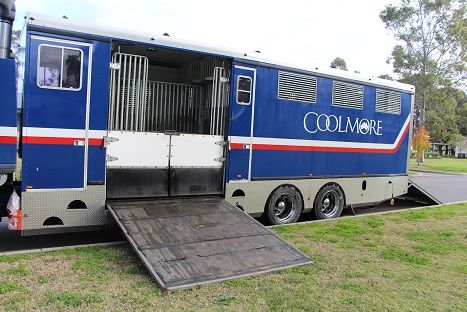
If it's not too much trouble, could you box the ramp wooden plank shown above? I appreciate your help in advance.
[107,197,312,291]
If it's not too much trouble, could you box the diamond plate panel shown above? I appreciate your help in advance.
[21,185,111,234]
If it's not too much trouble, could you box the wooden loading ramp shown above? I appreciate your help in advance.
[107,197,312,291]
[409,173,467,205]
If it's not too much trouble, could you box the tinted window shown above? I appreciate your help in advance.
[38,46,62,88]
[237,91,251,104]
[237,76,252,105]
[62,49,82,89]
[37,45,82,90]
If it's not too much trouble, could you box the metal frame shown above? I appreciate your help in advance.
[210,67,229,135]
[108,52,149,132]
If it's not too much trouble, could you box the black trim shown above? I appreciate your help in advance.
[251,174,407,182]
[88,181,104,186]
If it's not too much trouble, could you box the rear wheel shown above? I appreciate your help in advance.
[312,184,345,220]
[264,185,302,225]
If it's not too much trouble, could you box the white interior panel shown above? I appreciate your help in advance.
[106,131,170,168]
[170,134,224,168]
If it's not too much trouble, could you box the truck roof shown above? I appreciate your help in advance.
[26,13,415,94]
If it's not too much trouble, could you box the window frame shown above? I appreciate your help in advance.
[236,75,252,105]
[36,43,84,92]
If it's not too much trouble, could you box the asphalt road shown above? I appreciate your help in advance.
[0,197,425,254]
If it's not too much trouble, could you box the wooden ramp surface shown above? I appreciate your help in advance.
[107,197,312,291]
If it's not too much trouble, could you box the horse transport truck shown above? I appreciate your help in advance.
[0,1,414,290]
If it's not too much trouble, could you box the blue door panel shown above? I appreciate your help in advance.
[227,150,250,181]
[87,146,106,184]
[0,58,18,172]
[227,63,256,181]
[22,34,90,190]
[23,144,85,189]
[87,40,111,184]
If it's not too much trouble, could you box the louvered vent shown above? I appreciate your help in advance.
[376,89,401,114]
[278,71,317,103]
[332,81,364,109]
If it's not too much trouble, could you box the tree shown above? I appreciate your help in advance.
[425,86,461,142]
[412,127,432,164]
[377,74,394,81]
[330,57,348,70]
[380,0,466,131]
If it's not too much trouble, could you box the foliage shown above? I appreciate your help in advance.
[377,74,394,81]
[412,126,432,164]
[380,0,466,140]
[425,86,461,142]
[330,57,348,70]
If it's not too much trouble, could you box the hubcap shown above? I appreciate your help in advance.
[273,194,295,222]
[321,190,340,217]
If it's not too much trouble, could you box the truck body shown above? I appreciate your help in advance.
[0,13,414,234]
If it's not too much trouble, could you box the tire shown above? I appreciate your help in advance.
[312,184,345,220]
[264,185,303,225]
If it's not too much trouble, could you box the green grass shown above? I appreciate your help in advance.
[0,203,466,311]
[410,157,467,173]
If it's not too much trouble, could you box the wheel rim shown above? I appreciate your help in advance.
[273,194,295,222]
[320,190,340,217]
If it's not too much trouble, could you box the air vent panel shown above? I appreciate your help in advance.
[278,71,317,103]
[332,81,364,109]
[376,89,401,114]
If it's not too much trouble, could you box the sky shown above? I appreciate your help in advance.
[13,0,401,77]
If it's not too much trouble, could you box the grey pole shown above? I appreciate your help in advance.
[0,0,15,59]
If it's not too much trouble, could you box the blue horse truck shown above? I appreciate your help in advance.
[0,4,414,236]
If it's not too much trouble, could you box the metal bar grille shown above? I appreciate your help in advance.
[332,81,364,109]
[278,71,317,103]
[146,81,202,133]
[210,67,229,135]
[376,89,401,114]
[109,53,229,135]
[109,53,149,131]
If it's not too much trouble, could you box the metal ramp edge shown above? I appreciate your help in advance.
[107,197,312,291]
[408,179,442,205]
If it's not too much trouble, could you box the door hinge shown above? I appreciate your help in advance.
[103,136,119,148]
[106,155,118,162]
[215,140,227,147]
[214,157,226,162]
[110,62,121,70]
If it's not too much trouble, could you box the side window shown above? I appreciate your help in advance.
[37,45,83,91]
[236,76,252,105]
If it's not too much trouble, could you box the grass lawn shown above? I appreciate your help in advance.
[0,204,466,311]
[410,157,467,174]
